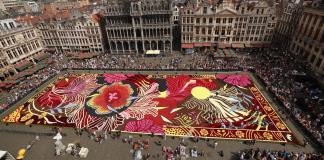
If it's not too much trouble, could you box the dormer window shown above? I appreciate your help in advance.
[203,7,207,14]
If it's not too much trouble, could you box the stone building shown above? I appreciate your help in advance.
[290,2,324,76]
[0,19,43,72]
[37,14,104,53]
[104,0,173,54]
[180,0,279,52]
[273,0,303,50]
[1,0,21,10]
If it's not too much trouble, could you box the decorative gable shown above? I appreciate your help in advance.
[216,8,238,16]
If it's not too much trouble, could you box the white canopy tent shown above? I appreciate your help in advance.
[145,50,160,55]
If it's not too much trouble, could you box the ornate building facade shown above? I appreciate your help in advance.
[180,0,279,51]
[104,0,173,54]
[37,15,104,53]
[273,0,303,50]
[0,20,43,72]
[290,4,324,76]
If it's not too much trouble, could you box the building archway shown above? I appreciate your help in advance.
[130,41,136,50]
[137,41,143,53]
[144,41,150,50]
[151,41,157,50]
[117,41,123,51]
[165,40,171,51]
[111,41,116,51]
[123,41,129,51]
[158,41,163,50]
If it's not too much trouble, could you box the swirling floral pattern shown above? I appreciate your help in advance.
[103,74,134,83]
[263,132,273,140]
[2,73,297,144]
[216,74,251,87]
[235,131,245,138]
[124,119,163,134]
[154,75,216,107]
[276,122,286,130]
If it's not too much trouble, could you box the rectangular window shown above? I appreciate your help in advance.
[18,49,23,55]
[11,36,16,43]
[8,53,13,59]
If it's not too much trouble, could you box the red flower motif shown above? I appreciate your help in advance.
[87,83,134,115]
[154,75,216,107]
[124,119,163,134]
[103,74,134,83]
[36,89,63,109]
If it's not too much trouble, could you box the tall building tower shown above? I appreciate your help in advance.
[273,0,304,50]
[104,0,173,54]
[290,0,324,77]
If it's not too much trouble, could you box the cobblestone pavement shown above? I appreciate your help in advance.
[0,123,316,160]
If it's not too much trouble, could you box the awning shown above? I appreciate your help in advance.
[14,60,34,71]
[181,43,194,49]
[245,44,252,48]
[34,52,50,61]
[232,43,245,48]
[145,50,160,55]
[230,49,238,57]
[263,43,271,48]
[218,43,226,48]
[193,43,211,47]
[251,44,263,48]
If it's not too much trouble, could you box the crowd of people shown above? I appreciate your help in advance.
[243,50,323,146]
[0,49,323,152]
[239,148,322,160]
[2,54,61,110]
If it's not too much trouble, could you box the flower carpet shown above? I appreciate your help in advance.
[2,73,298,143]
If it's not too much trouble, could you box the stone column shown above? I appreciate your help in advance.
[122,42,125,54]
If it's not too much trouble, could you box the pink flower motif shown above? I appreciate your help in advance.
[103,74,134,83]
[124,119,164,134]
[223,74,251,87]
[216,73,228,80]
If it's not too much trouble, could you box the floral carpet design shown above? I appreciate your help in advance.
[2,73,297,143]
